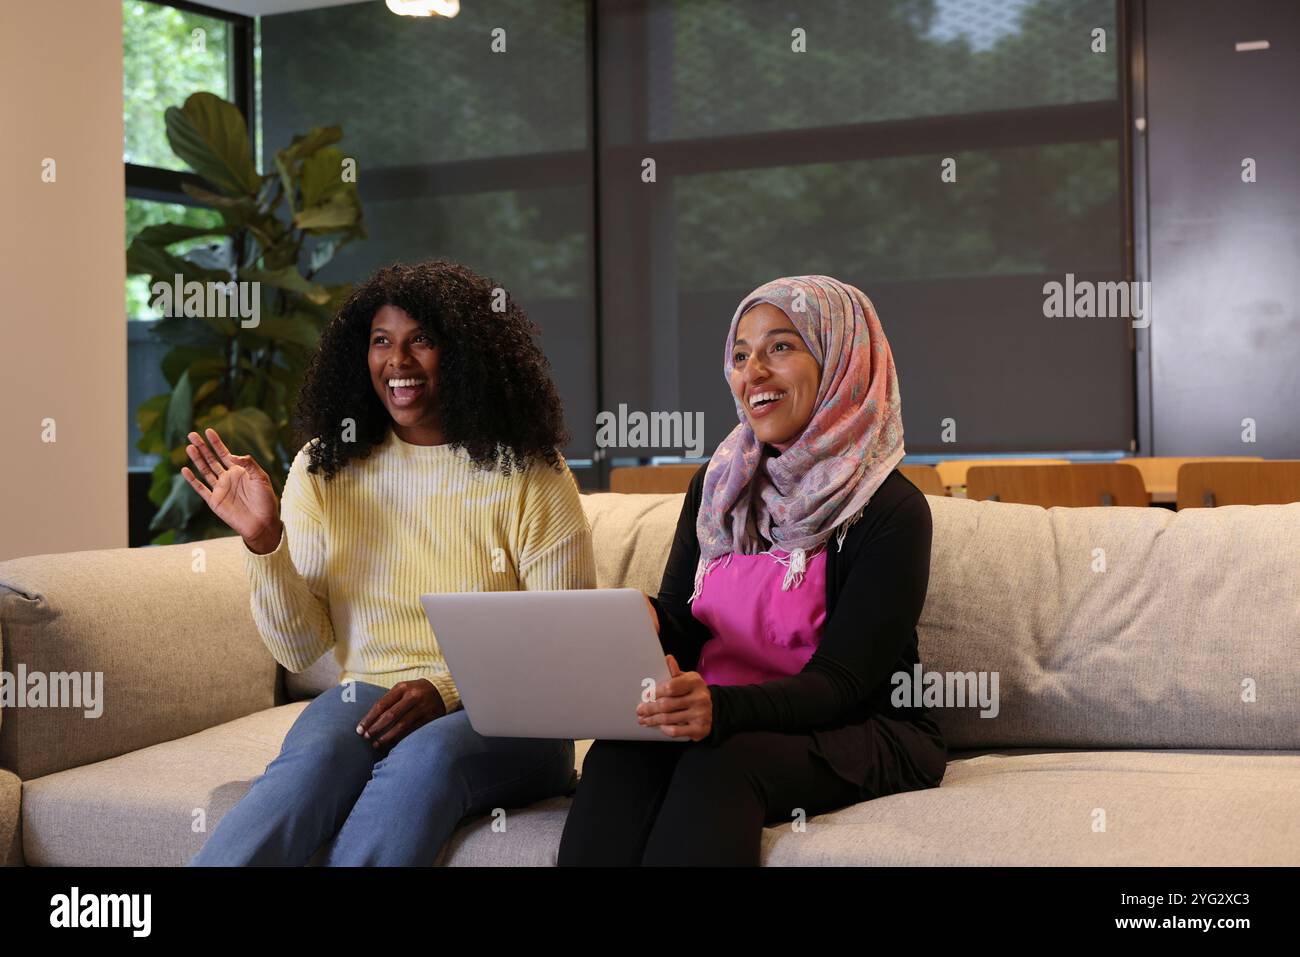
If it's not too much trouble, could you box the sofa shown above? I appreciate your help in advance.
[2,491,1297,866]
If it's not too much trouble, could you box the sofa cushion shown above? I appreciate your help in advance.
[580,492,682,594]
[26,700,1297,866]
[22,702,310,866]
[19,703,594,867]
[0,768,21,866]
[920,499,1300,750]
[0,539,279,780]
[440,747,1300,866]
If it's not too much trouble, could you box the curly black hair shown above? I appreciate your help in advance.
[293,260,569,480]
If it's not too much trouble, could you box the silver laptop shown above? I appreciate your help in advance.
[419,588,678,742]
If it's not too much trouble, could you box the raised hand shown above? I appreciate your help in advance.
[181,428,282,553]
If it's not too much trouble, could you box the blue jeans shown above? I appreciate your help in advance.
[189,681,576,866]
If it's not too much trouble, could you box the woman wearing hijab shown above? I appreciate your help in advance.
[558,275,946,866]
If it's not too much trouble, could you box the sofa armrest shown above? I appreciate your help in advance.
[0,537,278,780]
[0,768,21,866]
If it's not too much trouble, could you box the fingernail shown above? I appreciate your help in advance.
[355,724,364,735]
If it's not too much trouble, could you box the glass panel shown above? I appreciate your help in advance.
[598,0,1130,457]
[125,197,227,320]
[261,0,586,167]
[658,0,1118,141]
[675,141,1121,290]
[329,189,587,301]
[260,0,594,457]
[123,0,231,170]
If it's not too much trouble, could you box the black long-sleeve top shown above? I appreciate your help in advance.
[647,461,936,789]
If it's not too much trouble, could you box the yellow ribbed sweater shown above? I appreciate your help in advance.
[242,426,596,711]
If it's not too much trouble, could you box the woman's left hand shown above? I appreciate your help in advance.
[357,679,447,748]
[637,655,712,741]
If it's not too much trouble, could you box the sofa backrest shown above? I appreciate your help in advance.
[0,540,278,780]
[3,491,1295,781]
[578,493,1300,751]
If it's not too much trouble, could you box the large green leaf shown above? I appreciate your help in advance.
[299,146,350,209]
[148,473,206,532]
[278,125,342,165]
[180,242,235,274]
[180,181,260,215]
[242,311,322,350]
[294,191,360,232]
[127,238,229,283]
[239,266,331,305]
[193,377,223,407]
[135,393,170,453]
[151,316,227,349]
[163,370,194,450]
[194,405,279,466]
[274,152,297,217]
[134,222,234,247]
[161,347,206,387]
[164,92,261,196]
[140,275,241,336]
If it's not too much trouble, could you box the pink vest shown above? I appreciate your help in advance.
[690,548,828,686]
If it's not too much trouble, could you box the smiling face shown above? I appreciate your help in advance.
[728,303,821,451]
[367,304,444,445]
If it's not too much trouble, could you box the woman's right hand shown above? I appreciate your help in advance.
[181,427,282,553]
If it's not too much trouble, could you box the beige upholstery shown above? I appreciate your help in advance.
[22,703,309,866]
[24,698,1298,866]
[3,491,1298,866]
[445,749,1300,867]
[920,498,1300,750]
[0,768,21,866]
[0,542,279,780]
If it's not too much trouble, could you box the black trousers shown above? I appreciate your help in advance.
[558,728,869,867]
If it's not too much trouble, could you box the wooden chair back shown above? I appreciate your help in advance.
[1175,461,1300,509]
[966,463,1148,507]
[608,464,699,494]
[935,458,1069,490]
[899,465,947,496]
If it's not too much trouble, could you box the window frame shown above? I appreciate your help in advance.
[124,0,256,206]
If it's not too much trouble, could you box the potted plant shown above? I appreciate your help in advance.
[128,92,365,543]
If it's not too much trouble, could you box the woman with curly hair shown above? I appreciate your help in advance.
[184,260,595,866]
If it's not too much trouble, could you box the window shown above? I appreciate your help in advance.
[259,0,595,466]
[123,1,232,171]
[598,0,1130,459]
[123,0,255,473]
[145,0,1129,493]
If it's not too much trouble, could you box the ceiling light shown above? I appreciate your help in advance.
[386,0,460,17]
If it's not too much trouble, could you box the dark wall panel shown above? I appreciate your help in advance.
[1145,0,1300,458]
